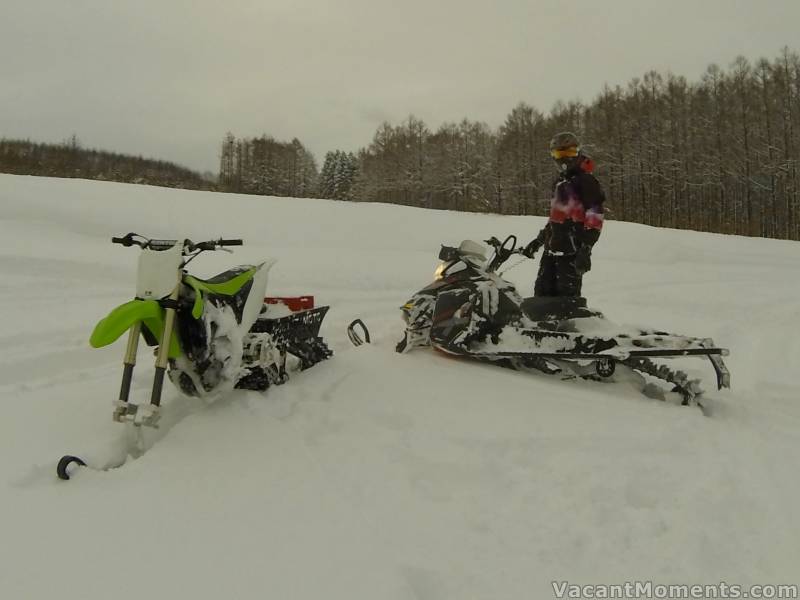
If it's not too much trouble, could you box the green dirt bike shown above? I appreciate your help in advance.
[58,233,331,479]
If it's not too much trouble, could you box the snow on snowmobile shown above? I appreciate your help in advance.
[396,235,730,409]
[58,233,331,479]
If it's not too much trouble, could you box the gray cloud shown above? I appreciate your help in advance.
[1,0,797,173]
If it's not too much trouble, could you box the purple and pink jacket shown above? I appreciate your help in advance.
[535,168,606,255]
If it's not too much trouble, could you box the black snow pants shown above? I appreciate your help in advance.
[534,253,583,297]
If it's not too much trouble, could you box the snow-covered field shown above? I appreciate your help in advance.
[1,174,799,599]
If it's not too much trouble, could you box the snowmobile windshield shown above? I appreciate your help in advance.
[435,240,486,280]
[457,240,487,262]
[439,241,487,263]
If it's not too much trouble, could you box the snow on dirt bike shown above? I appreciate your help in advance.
[57,233,331,479]
[395,235,730,411]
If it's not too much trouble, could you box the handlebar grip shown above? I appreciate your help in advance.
[111,234,134,246]
[218,239,243,246]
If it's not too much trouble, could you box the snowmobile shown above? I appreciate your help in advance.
[85,233,331,427]
[396,235,730,408]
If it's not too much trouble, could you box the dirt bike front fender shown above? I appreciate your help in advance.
[89,299,182,358]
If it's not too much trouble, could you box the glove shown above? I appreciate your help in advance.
[575,245,592,274]
[522,239,542,258]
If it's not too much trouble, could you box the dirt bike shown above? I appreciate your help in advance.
[58,233,332,478]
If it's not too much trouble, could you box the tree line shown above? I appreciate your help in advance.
[311,48,799,241]
[218,133,318,198]
[0,137,214,191]
[5,47,798,241]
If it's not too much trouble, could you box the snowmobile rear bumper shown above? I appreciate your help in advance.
[708,355,731,390]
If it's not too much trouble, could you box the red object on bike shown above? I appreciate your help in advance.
[264,296,315,311]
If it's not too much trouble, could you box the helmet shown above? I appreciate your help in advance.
[549,131,582,171]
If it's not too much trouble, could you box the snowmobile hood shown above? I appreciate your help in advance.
[90,299,182,358]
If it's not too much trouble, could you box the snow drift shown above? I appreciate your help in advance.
[1,174,799,599]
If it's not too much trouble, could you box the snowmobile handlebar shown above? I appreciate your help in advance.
[484,235,518,253]
[111,233,244,252]
[483,235,529,273]
[438,235,524,273]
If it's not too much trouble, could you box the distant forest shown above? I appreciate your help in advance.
[224,48,800,241]
[2,48,798,241]
[218,134,318,198]
[0,137,214,191]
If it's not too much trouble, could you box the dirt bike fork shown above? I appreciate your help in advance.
[113,283,180,428]
[112,322,142,424]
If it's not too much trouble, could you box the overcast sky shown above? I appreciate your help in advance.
[1,0,798,173]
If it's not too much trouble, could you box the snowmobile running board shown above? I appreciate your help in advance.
[469,347,727,360]
[455,346,731,391]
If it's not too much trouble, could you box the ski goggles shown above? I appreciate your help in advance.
[550,146,579,159]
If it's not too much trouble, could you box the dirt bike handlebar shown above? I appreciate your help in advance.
[111,233,243,252]
[111,233,141,247]
[111,233,176,249]
[188,238,243,251]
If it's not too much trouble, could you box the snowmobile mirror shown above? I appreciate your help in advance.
[439,245,459,261]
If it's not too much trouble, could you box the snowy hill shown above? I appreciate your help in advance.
[1,174,799,599]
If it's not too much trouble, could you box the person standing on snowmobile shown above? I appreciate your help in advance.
[522,132,605,297]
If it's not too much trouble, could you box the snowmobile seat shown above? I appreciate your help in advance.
[520,296,596,321]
